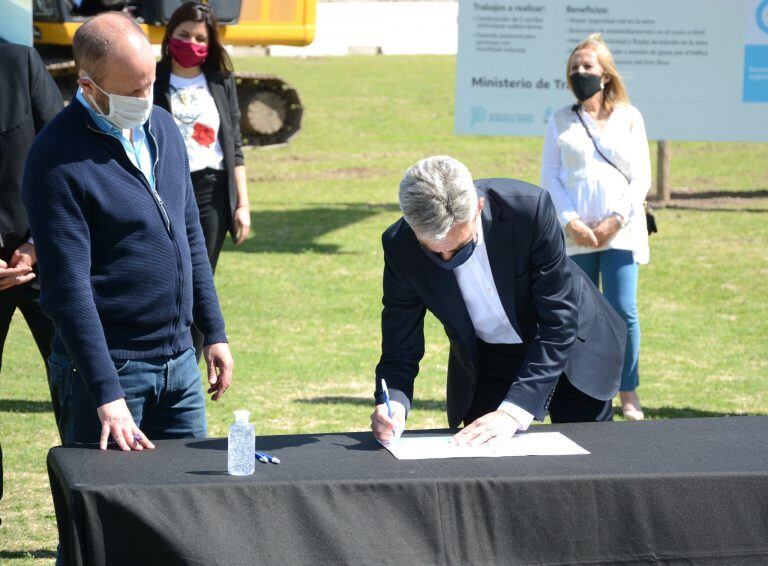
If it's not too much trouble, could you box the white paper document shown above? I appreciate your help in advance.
[379,432,589,460]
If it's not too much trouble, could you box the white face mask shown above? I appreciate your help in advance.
[84,76,153,130]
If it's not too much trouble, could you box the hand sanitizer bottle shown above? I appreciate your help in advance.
[228,409,255,476]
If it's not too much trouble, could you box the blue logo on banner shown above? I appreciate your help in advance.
[470,106,487,127]
[757,0,768,34]
[744,1,768,102]
[743,46,768,101]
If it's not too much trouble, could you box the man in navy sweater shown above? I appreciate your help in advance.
[23,13,234,451]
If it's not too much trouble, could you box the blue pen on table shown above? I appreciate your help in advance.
[255,451,280,464]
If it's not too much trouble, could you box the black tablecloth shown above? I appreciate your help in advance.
[48,417,768,566]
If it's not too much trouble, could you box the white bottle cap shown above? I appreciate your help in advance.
[233,409,250,424]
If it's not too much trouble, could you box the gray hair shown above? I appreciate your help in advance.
[73,12,146,82]
[399,156,477,241]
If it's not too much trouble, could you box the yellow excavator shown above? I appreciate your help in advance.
[33,0,316,146]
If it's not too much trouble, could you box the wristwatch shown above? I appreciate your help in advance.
[613,213,626,228]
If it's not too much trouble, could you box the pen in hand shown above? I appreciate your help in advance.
[381,379,403,440]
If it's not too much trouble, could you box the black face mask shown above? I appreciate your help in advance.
[570,72,603,101]
[422,236,477,270]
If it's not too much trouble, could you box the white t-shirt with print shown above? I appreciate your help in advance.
[169,73,225,172]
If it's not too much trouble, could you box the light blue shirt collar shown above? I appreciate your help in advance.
[76,88,155,188]
[77,88,125,136]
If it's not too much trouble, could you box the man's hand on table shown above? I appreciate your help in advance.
[453,410,520,447]
[370,401,406,442]
[204,342,233,401]
[97,398,155,451]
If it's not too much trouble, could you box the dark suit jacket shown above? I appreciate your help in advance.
[375,178,626,427]
[154,64,245,242]
[0,44,63,261]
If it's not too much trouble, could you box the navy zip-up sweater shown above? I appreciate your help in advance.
[23,99,227,407]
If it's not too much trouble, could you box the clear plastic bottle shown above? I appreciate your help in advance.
[228,409,255,476]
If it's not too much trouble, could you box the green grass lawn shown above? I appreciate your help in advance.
[0,55,766,563]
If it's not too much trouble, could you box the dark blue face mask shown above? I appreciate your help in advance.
[422,236,477,271]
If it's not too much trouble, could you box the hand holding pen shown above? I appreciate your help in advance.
[370,379,406,442]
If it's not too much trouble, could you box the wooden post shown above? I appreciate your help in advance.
[656,141,671,202]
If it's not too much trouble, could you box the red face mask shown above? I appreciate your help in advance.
[168,37,209,68]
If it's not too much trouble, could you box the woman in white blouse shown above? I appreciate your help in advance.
[541,33,651,420]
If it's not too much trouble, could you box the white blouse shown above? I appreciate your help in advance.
[541,103,652,264]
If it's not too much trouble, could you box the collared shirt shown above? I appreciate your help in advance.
[453,220,534,430]
[454,220,521,345]
[76,89,155,188]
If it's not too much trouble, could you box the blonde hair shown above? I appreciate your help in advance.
[566,33,629,114]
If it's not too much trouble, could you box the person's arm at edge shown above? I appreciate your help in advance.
[232,165,250,243]
[627,108,652,202]
[541,115,580,228]
[22,160,152,451]
[371,236,426,441]
[6,46,66,286]
[183,165,232,400]
[28,46,64,131]
[604,107,651,224]
[226,74,250,244]
[226,73,245,170]
[502,190,579,420]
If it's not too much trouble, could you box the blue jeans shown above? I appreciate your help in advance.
[48,347,207,445]
[571,249,640,392]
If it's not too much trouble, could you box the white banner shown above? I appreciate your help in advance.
[455,0,768,141]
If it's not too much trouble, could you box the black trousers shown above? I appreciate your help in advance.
[464,340,613,425]
[0,282,56,413]
[190,168,230,361]
[0,282,57,516]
